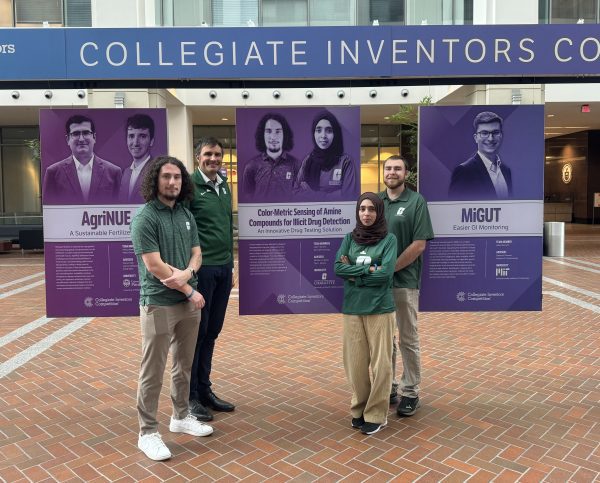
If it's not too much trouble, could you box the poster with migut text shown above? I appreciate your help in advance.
[419,105,543,311]
[41,108,168,317]
[237,107,360,315]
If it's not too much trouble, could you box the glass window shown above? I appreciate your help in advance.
[368,0,405,24]
[551,0,597,23]
[157,0,172,25]
[157,0,210,26]
[461,0,473,24]
[539,0,549,23]
[406,0,472,25]
[15,0,62,24]
[0,127,41,217]
[263,0,307,26]
[64,0,91,27]
[407,0,442,25]
[379,124,401,146]
[361,124,379,145]
[361,146,380,194]
[360,124,402,193]
[309,0,353,26]
[174,0,208,26]
[212,0,258,27]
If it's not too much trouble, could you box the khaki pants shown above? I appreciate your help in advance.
[391,288,421,398]
[137,302,201,435]
[343,312,395,424]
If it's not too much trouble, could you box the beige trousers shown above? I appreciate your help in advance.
[343,312,395,424]
[391,288,421,398]
[137,302,201,435]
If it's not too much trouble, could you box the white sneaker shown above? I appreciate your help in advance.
[138,432,172,461]
[170,414,214,437]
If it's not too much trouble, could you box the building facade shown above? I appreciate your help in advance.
[1,0,599,224]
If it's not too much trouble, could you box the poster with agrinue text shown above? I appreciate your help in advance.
[419,105,543,311]
[237,107,360,314]
[41,108,168,317]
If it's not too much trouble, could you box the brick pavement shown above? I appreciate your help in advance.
[0,226,598,482]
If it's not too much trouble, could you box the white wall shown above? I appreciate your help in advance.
[167,106,194,170]
[92,0,149,27]
[474,0,538,25]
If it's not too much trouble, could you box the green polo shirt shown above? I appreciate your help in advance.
[131,198,200,306]
[334,232,397,315]
[189,169,233,266]
[379,188,434,289]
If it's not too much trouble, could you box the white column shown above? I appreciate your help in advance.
[167,106,194,171]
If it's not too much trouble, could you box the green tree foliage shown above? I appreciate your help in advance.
[391,96,433,188]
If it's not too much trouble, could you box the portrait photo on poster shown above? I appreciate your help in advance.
[40,109,168,206]
[236,107,361,203]
[418,105,544,203]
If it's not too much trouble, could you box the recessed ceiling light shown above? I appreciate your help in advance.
[547,114,554,117]
[221,117,228,121]
[384,116,390,120]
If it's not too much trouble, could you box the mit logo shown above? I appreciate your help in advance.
[496,266,509,277]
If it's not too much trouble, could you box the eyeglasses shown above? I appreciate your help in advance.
[476,130,502,138]
[68,130,94,139]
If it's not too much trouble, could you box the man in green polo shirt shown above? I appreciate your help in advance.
[379,155,434,417]
[131,156,213,461]
[188,137,235,422]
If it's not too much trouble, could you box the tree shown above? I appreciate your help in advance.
[25,138,41,163]
[391,95,433,189]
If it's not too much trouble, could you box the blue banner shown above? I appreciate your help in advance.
[2,25,600,81]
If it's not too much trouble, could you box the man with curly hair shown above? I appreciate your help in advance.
[241,112,301,202]
[131,156,213,461]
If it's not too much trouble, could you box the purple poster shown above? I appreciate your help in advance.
[236,107,360,315]
[40,108,168,317]
[419,105,544,311]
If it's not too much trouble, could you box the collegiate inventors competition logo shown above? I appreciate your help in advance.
[84,296,133,307]
[456,291,505,302]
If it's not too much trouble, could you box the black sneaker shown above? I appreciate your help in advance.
[361,420,387,435]
[396,396,420,417]
[389,391,398,404]
[351,416,365,429]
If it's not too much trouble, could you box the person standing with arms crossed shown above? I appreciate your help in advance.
[131,156,212,462]
[335,192,397,435]
[188,137,235,422]
[379,156,434,417]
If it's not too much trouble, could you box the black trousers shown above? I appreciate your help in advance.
[189,262,233,401]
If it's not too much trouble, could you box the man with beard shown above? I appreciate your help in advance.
[379,156,434,417]
[131,156,212,461]
[449,111,513,200]
[241,112,301,202]
[120,114,155,203]
[187,137,235,422]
